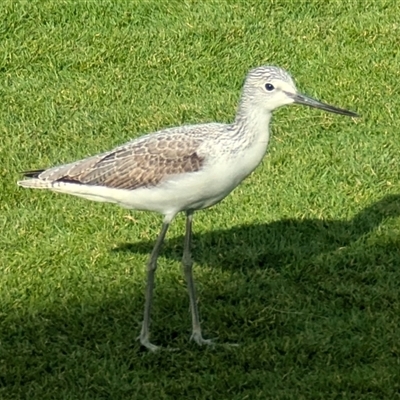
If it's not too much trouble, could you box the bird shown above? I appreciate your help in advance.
[17,66,358,351]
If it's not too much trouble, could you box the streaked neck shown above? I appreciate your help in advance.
[230,100,272,146]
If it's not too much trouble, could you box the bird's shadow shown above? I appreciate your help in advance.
[112,194,400,272]
[2,194,400,396]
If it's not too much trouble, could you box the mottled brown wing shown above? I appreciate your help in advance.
[38,135,204,190]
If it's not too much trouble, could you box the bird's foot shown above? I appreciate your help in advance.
[138,334,179,352]
[190,331,239,349]
[190,331,216,347]
[138,335,161,352]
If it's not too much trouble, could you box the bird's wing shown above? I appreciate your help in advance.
[24,132,205,190]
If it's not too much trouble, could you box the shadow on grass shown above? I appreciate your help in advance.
[1,195,400,398]
[113,194,400,272]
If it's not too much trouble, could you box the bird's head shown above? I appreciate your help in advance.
[242,65,358,117]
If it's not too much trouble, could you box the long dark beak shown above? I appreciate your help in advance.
[285,92,359,117]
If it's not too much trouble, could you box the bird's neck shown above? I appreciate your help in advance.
[231,102,272,148]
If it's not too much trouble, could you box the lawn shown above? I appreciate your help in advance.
[1,0,400,398]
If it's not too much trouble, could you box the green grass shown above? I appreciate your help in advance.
[1,0,400,398]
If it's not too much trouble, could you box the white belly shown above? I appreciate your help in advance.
[49,141,267,221]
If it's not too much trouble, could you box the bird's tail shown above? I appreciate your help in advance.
[17,169,53,189]
[20,169,45,178]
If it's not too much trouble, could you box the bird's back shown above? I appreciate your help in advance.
[18,122,228,189]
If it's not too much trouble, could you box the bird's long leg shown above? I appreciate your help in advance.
[139,222,169,351]
[182,211,213,346]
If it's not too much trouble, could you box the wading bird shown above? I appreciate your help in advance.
[18,66,358,351]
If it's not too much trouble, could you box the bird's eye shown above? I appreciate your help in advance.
[265,83,275,91]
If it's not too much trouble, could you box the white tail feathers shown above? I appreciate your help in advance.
[17,178,135,206]
[17,179,54,189]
